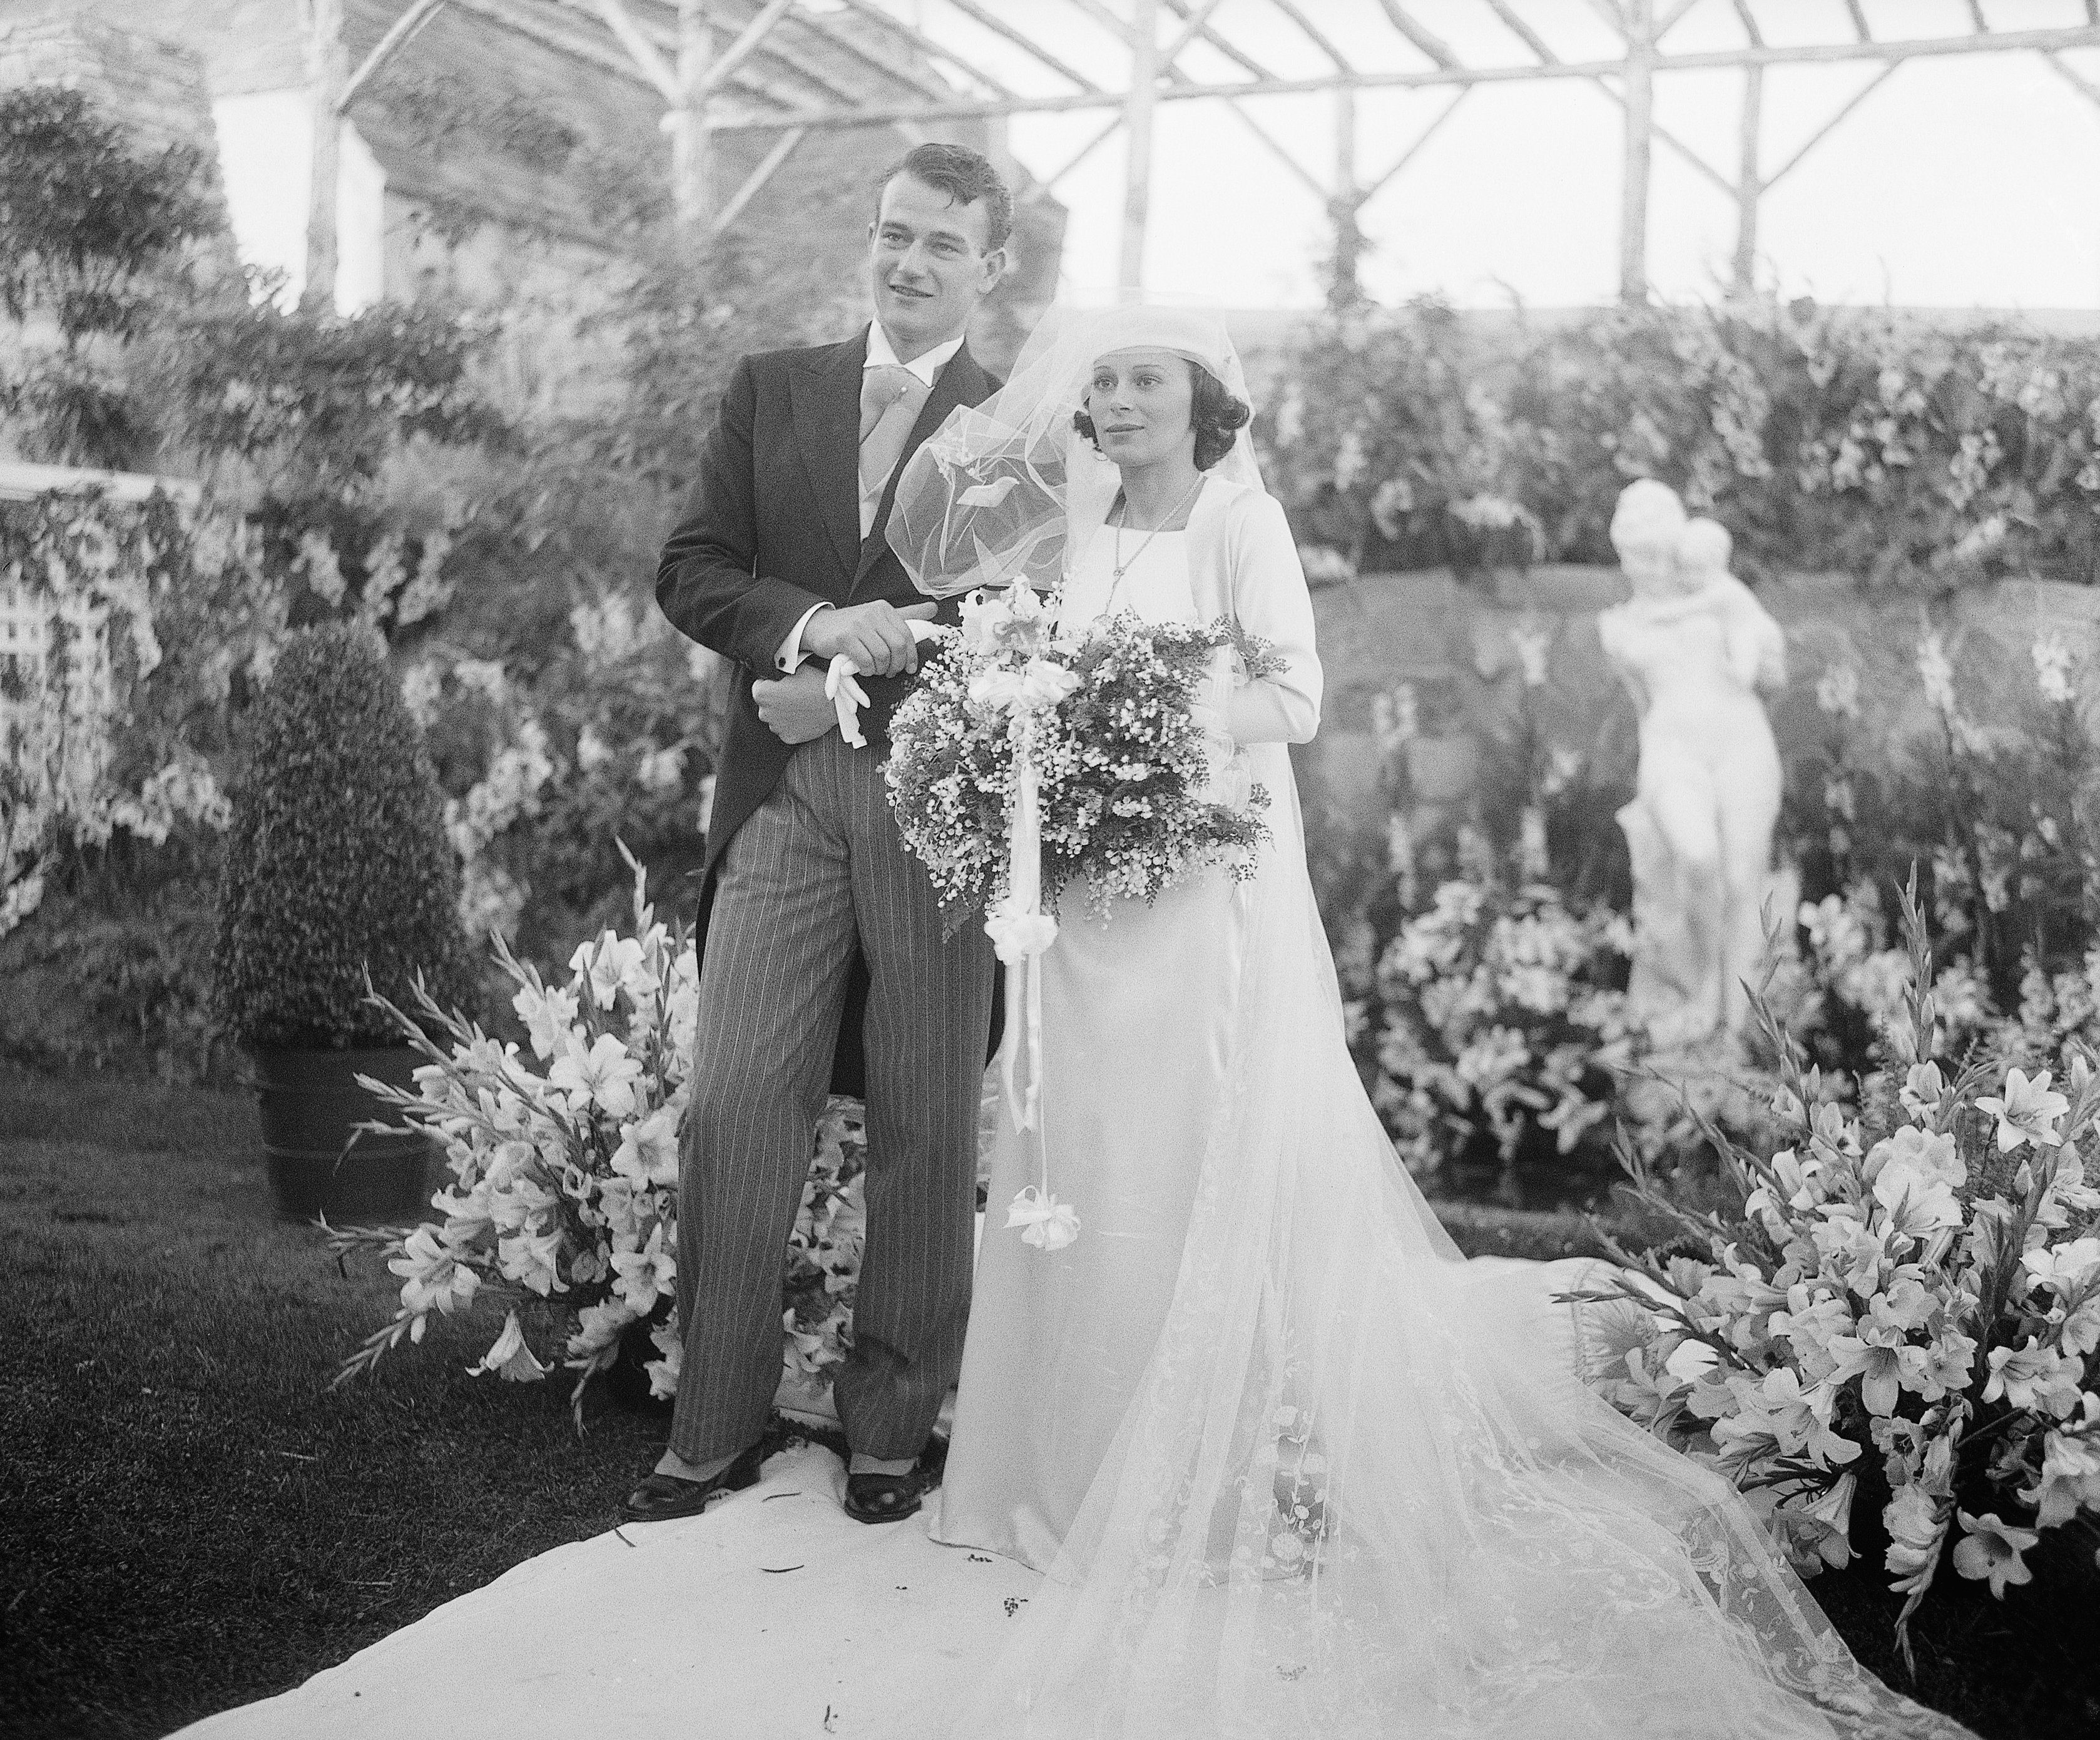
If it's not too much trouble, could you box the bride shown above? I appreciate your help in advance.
[886,306,1967,1739]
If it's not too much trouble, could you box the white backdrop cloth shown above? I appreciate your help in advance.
[170,1257,1611,1740]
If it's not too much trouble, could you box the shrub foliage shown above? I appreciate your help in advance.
[212,623,471,1049]
[1265,296,2100,593]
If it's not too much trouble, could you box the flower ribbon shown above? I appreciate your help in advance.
[825,619,949,750]
[960,594,1083,1250]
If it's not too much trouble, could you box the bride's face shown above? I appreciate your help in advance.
[1086,348,1196,469]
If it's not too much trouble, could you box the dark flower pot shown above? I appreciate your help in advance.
[253,1044,434,1223]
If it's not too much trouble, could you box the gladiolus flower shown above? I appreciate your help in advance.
[387,1226,480,1317]
[646,1321,683,1400]
[1827,1326,1930,1418]
[1882,1483,1947,1584]
[1952,1510,2038,1598]
[499,1223,567,1297]
[1898,1063,1946,1121]
[549,1031,645,1120]
[1983,1336,2084,1416]
[1976,1067,2069,1152]
[2022,1425,2100,1529]
[571,932,657,1010]
[2022,1237,2100,1296]
[1867,1124,1964,1190]
[612,1103,683,1189]
[1783,1472,1857,1572]
[566,1300,633,1359]
[610,1221,677,1313]
[512,980,580,1060]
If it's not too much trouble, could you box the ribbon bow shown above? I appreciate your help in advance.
[825,619,948,749]
[1005,1186,1081,1251]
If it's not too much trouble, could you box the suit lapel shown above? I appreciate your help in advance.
[789,333,867,589]
[850,345,991,594]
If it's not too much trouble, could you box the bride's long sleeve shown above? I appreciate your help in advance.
[1223,491,1323,745]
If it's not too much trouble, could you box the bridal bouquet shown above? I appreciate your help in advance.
[325,850,866,1425]
[1571,883,2100,1651]
[885,584,1275,925]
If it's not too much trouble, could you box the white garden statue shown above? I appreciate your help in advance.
[1599,480,1788,1052]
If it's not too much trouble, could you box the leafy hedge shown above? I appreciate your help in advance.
[211,624,472,1050]
[1262,297,2100,594]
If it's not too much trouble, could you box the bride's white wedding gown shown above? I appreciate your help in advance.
[934,476,1967,1739]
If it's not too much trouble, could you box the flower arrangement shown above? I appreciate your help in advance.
[325,851,866,1425]
[1571,881,2100,1650]
[1353,865,1638,1176]
[885,584,1275,925]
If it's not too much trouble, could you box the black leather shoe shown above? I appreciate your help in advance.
[620,1440,768,1523]
[843,1437,946,1525]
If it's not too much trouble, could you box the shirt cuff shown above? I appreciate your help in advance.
[777,602,832,673]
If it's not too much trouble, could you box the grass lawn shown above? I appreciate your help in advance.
[0,1063,674,1740]
[1,1063,2088,1739]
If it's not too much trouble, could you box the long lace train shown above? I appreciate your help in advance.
[945,751,1971,1740]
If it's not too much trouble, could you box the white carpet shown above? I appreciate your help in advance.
[175,1444,1039,1740]
[171,1257,1614,1740]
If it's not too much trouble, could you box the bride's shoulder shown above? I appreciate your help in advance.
[1200,475,1288,536]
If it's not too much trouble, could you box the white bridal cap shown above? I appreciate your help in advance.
[1083,305,1240,394]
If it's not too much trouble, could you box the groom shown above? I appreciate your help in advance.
[628,144,1008,1525]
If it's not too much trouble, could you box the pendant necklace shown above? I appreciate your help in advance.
[1109,475,1204,591]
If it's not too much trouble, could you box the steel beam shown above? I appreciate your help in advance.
[340,0,449,111]
[1732,61,1760,295]
[1372,0,1458,69]
[1119,0,1159,292]
[1761,62,1900,188]
[305,0,347,308]
[1618,0,1656,302]
[714,124,804,230]
[672,0,714,230]
[700,25,2100,130]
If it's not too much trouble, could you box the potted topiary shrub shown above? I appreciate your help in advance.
[212,621,474,1221]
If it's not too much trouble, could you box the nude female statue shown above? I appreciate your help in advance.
[1598,480,1787,1051]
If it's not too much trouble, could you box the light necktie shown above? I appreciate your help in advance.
[859,364,932,537]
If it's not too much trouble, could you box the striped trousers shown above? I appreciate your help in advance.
[670,729,996,1464]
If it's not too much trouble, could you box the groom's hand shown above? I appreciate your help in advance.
[801,601,938,677]
[752,666,837,745]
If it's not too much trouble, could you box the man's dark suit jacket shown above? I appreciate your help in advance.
[655,329,1001,1097]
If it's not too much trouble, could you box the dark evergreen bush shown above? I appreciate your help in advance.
[212,623,471,1050]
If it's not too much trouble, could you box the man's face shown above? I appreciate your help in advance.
[869,173,1004,356]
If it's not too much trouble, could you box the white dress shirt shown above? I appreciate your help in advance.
[775,323,967,674]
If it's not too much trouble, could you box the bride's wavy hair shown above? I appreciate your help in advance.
[1073,362,1252,471]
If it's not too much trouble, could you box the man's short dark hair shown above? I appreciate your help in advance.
[877,142,1014,253]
